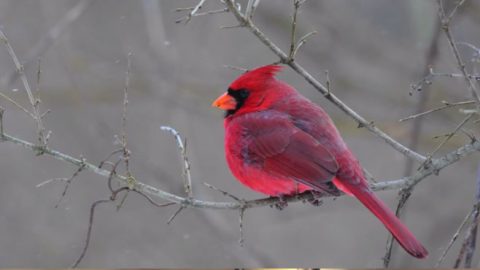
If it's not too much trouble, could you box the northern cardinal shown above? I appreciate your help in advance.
[212,65,428,258]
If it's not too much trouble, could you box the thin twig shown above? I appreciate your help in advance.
[71,186,129,268]
[167,206,185,224]
[0,106,3,139]
[245,0,260,19]
[436,0,480,105]
[464,168,480,267]
[98,148,123,169]
[0,91,34,118]
[0,30,47,148]
[71,198,111,268]
[239,207,246,246]
[176,0,207,24]
[107,159,122,194]
[436,207,476,267]
[454,164,480,268]
[160,126,193,198]
[383,185,412,267]
[36,178,68,188]
[288,0,300,60]
[204,182,243,202]
[121,53,132,173]
[194,7,229,16]
[399,100,475,122]
[446,0,466,23]
[426,113,473,161]
[55,159,86,208]
[131,189,176,208]
[292,30,317,59]
[36,59,41,93]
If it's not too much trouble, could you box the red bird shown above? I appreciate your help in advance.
[212,65,428,258]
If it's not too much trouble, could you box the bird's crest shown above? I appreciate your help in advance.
[229,65,283,90]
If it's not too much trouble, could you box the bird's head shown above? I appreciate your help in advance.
[212,65,285,117]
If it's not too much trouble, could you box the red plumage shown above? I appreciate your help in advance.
[213,65,428,258]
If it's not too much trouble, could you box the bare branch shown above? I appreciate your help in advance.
[55,159,86,208]
[0,107,3,139]
[292,30,317,59]
[464,167,480,267]
[36,177,68,188]
[204,182,243,202]
[121,53,132,173]
[1,129,480,210]
[239,207,246,246]
[0,91,34,118]
[98,148,123,169]
[399,100,475,122]
[436,206,475,267]
[167,206,186,225]
[454,164,480,268]
[160,126,193,198]
[245,0,260,19]
[0,30,47,148]
[176,0,207,24]
[426,113,473,162]
[436,0,480,105]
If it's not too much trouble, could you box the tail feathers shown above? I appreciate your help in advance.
[347,184,428,258]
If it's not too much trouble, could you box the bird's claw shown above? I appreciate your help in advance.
[307,190,324,206]
[271,195,288,210]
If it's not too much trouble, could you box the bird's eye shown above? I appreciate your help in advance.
[238,89,249,99]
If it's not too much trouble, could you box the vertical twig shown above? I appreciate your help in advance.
[287,0,314,61]
[436,207,476,267]
[436,0,480,105]
[55,159,86,208]
[288,0,299,60]
[454,163,480,268]
[245,0,260,19]
[383,186,412,267]
[239,207,246,246]
[0,106,4,139]
[121,52,132,173]
[464,164,480,267]
[160,126,193,198]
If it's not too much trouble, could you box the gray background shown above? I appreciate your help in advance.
[0,0,479,267]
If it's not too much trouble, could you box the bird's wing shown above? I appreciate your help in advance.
[239,111,339,191]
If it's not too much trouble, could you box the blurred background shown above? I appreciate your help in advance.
[0,0,479,267]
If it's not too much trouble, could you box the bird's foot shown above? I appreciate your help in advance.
[271,195,288,210]
[306,190,323,207]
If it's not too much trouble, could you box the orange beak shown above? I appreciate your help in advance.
[212,92,237,110]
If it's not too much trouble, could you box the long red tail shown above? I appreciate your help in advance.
[341,182,428,258]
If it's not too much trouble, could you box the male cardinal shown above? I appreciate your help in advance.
[212,64,427,258]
